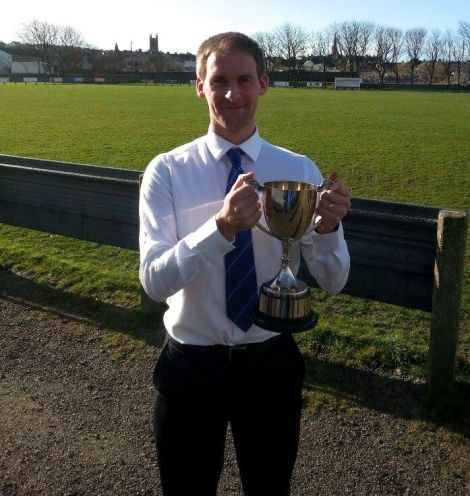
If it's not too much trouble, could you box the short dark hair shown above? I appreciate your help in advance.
[196,32,266,80]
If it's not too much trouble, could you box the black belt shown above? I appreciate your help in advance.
[167,333,290,361]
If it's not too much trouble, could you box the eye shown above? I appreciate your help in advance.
[210,77,227,88]
[239,76,253,84]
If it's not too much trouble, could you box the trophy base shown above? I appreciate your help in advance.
[252,309,318,333]
[253,281,318,333]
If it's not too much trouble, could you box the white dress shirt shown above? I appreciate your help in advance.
[139,128,350,346]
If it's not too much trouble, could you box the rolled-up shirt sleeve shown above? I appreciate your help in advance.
[139,155,233,302]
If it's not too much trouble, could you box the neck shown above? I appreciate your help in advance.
[211,125,256,145]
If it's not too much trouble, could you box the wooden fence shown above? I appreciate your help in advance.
[0,153,467,395]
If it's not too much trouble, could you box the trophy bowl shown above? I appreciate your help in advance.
[250,180,323,333]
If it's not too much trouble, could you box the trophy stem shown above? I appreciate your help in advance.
[269,239,297,292]
[280,239,293,271]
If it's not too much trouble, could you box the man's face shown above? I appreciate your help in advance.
[196,51,268,144]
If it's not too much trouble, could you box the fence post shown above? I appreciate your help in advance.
[428,209,468,395]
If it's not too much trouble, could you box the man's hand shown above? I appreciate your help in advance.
[315,171,352,234]
[216,172,262,241]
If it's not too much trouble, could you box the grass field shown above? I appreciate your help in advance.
[0,83,469,388]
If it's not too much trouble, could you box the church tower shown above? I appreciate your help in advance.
[331,34,339,57]
[149,34,159,53]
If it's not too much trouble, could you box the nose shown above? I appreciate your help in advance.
[225,82,240,101]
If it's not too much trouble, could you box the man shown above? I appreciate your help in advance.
[139,32,351,496]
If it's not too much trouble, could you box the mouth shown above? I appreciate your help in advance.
[222,105,245,111]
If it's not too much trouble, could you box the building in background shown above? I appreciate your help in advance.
[11,55,47,75]
[0,49,47,75]
[0,49,12,74]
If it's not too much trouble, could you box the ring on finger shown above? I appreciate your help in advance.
[328,203,335,209]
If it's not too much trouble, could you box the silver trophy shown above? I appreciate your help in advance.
[247,178,334,333]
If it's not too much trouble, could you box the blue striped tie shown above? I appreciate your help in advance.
[224,148,259,332]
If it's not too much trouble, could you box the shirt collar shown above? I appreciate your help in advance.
[206,127,262,163]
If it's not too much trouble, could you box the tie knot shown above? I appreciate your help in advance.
[226,148,242,167]
[225,148,244,194]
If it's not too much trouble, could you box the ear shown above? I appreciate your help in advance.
[196,77,205,99]
[259,74,269,95]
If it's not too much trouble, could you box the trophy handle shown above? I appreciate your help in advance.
[244,178,266,192]
[305,216,322,235]
[308,177,338,235]
[302,217,325,236]
[243,178,274,237]
[255,221,273,237]
[318,177,337,192]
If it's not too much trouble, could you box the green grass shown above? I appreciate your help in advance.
[0,84,469,386]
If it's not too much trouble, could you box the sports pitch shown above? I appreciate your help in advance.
[0,84,468,381]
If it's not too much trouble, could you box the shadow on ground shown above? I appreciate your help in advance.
[304,357,470,437]
[0,267,166,348]
[1,267,469,437]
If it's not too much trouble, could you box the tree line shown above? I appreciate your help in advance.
[255,21,470,85]
[5,19,470,84]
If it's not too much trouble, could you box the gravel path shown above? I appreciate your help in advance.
[1,272,469,495]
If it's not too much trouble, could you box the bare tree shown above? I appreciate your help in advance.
[389,28,403,84]
[333,20,375,75]
[275,23,309,82]
[311,27,334,72]
[253,31,277,80]
[18,20,87,77]
[424,29,443,84]
[19,20,59,76]
[404,27,427,84]
[459,20,470,47]
[458,21,470,84]
[57,25,86,76]
[441,29,455,87]
[374,26,395,84]
[357,22,375,76]
[454,23,468,85]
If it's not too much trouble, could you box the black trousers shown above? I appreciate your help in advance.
[152,333,305,496]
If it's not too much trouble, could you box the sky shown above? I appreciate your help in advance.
[2,0,470,54]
